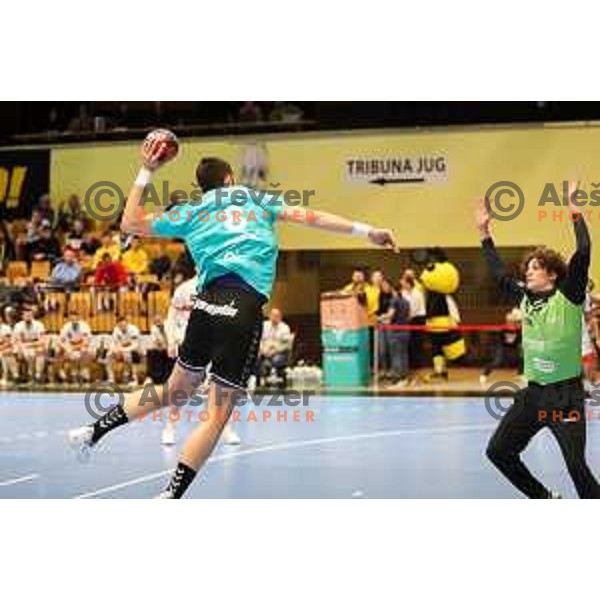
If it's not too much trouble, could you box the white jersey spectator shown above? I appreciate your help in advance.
[0,322,17,385]
[165,275,198,352]
[262,318,292,351]
[582,293,595,358]
[402,285,426,319]
[60,319,91,346]
[14,318,45,343]
[13,309,46,383]
[149,321,169,350]
[0,323,12,340]
[107,317,141,384]
[258,308,293,388]
[111,322,141,348]
[59,314,92,383]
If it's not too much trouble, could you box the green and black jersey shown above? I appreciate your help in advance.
[481,218,591,385]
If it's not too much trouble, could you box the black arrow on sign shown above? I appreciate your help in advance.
[369,177,426,186]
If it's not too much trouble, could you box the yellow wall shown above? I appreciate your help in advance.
[50,123,600,281]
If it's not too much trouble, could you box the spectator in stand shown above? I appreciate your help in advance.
[366,269,383,327]
[92,232,121,268]
[67,103,93,132]
[26,222,61,264]
[94,253,129,291]
[0,308,18,387]
[50,248,82,290]
[342,267,368,306]
[149,248,172,280]
[238,101,264,123]
[113,102,130,129]
[122,236,149,275]
[257,308,293,388]
[80,231,101,258]
[145,314,171,385]
[107,315,141,385]
[58,194,89,233]
[57,309,92,383]
[0,221,15,275]
[377,278,397,380]
[13,307,46,384]
[480,308,523,385]
[342,266,382,324]
[8,281,43,316]
[268,101,304,123]
[25,208,43,245]
[48,106,61,133]
[381,283,411,386]
[172,246,195,281]
[400,269,427,371]
[64,218,87,255]
[37,194,56,228]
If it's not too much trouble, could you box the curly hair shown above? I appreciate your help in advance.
[521,246,567,282]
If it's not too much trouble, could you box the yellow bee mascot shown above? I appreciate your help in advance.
[417,248,466,380]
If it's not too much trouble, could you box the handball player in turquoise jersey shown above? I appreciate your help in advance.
[69,135,397,499]
[478,184,600,499]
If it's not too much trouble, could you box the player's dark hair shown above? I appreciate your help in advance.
[522,246,567,282]
[196,157,233,193]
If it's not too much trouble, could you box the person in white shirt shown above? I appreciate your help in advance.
[107,315,141,384]
[258,308,292,387]
[165,275,198,358]
[582,282,597,382]
[13,307,46,384]
[145,313,171,383]
[58,309,92,383]
[0,310,18,387]
[400,270,427,373]
[161,275,241,446]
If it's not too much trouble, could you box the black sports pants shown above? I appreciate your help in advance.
[486,378,600,498]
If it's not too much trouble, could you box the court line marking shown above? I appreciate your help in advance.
[74,423,495,499]
[0,474,39,487]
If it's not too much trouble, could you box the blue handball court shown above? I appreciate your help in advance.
[2,389,600,499]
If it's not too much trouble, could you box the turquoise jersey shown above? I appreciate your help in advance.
[150,185,286,298]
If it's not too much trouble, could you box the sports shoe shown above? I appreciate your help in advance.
[161,422,176,446]
[155,490,175,499]
[67,425,94,454]
[222,424,241,445]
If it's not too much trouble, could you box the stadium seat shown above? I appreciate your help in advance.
[147,290,170,321]
[142,243,162,259]
[42,292,67,332]
[68,291,92,320]
[117,291,147,331]
[6,261,29,282]
[165,242,185,260]
[136,274,159,285]
[30,260,51,281]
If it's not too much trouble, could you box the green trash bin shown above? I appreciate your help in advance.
[321,328,370,387]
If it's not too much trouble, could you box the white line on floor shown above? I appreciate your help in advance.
[74,423,495,499]
[0,474,39,487]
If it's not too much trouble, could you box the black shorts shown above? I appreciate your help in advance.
[177,284,264,389]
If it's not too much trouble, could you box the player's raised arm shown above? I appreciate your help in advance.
[477,198,525,305]
[289,207,398,251]
[561,180,591,305]
[121,131,178,237]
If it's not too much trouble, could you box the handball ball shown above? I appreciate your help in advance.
[143,128,179,165]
